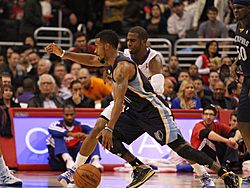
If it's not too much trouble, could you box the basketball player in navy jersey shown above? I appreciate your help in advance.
[232,0,250,154]
[45,30,242,188]
[53,26,166,188]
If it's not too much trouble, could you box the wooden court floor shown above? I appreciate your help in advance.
[1,171,250,188]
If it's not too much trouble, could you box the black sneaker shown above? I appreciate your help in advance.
[221,171,242,188]
[126,164,155,188]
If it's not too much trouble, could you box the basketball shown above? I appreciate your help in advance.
[73,164,101,188]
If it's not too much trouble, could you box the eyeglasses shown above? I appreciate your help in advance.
[73,88,82,91]
[41,82,53,86]
[79,76,87,80]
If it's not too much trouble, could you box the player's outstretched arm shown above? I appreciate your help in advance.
[44,43,106,67]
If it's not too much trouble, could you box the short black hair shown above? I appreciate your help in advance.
[73,31,86,42]
[95,30,119,49]
[63,104,75,112]
[207,6,218,13]
[70,79,81,89]
[227,81,237,95]
[203,105,217,116]
[129,26,149,40]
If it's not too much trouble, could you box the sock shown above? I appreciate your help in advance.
[192,164,209,177]
[75,153,88,168]
[91,155,100,162]
[0,156,7,172]
[62,153,72,162]
[218,167,228,177]
[129,158,143,168]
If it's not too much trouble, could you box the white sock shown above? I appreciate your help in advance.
[62,153,72,162]
[91,155,100,162]
[75,153,88,168]
[192,164,209,177]
[0,156,7,171]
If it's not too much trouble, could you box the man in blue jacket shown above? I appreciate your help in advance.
[47,104,103,171]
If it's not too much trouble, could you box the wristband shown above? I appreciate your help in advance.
[60,50,65,58]
[104,126,113,133]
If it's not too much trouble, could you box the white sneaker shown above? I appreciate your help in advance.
[91,156,104,172]
[57,166,76,186]
[200,174,215,188]
[0,167,22,186]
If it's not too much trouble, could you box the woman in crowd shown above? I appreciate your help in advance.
[171,79,201,109]
[195,40,220,86]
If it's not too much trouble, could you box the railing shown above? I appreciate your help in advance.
[88,38,172,64]
[33,27,73,53]
[0,27,239,68]
[174,38,237,67]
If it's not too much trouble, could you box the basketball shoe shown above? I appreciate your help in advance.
[0,167,22,186]
[221,171,242,188]
[126,164,155,188]
[57,166,76,186]
[199,174,215,188]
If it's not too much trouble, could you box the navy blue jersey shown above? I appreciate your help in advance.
[111,53,163,111]
[235,23,250,76]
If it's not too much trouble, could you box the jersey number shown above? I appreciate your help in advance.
[236,46,247,61]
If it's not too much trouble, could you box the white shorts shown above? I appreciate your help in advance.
[100,101,114,121]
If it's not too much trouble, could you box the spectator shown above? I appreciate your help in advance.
[0,84,20,108]
[168,55,182,80]
[19,0,48,40]
[53,62,67,84]
[0,51,7,73]
[102,0,127,34]
[193,77,212,99]
[227,81,241,104]
[28,74,64,108]
[36,58,52,81]
[191,105,242,170]
[163,77,176,108]
[167,0,193,38]
[78,68,112,101]
[47,105,103,171]
[144,3,167,36]
[70,63,81,79]
[65,80,94,108]
[4,51,25,89]
[188,64,199,80]
[66,32,96,74]
[172,79,201,109]
[17,78,35,107]
[1,73,11,86]
[59,73,74,100]
[197,6,228,38]
[201,80,238,110]
[70,32,95,54]
[192,0,228,30]
[205,70,220,94]
[219,64,230,82]
[23,35,37,48]
[195,40,220,86]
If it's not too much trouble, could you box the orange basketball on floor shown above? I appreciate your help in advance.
[73,164,101,188]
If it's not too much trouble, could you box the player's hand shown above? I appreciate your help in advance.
[101,129,113,150]
[226,138,238,150]
[44,43,63,57]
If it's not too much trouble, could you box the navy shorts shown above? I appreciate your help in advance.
[238,76,250,122]
[113,104,181,146]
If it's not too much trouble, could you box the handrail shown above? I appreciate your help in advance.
[33,27,73,53]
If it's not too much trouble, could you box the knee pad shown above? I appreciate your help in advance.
[177,145,214,167]
[98,135,129,157]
